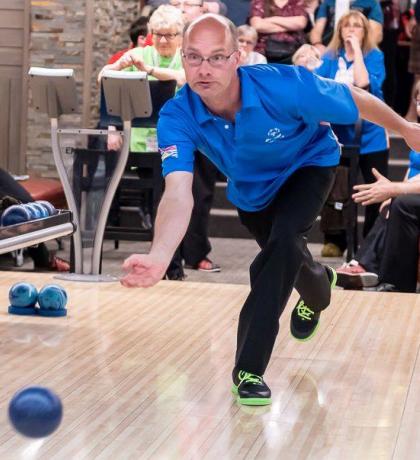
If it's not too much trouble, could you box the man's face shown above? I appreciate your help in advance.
[182,22,240,100]
[170,0,204,23]
[152,27,182,57]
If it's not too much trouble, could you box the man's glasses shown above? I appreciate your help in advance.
[182,51,237,68]
[152,32,180,41]
[170,1,202,7]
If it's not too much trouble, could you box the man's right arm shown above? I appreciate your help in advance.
[121,171,194,288]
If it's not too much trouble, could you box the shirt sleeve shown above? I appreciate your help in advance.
[293,66,359,125]
[250,0,265,18]
[157,104,196,177]
[315,0,329,19]
[364,50,385,97]
[368,0,384,23]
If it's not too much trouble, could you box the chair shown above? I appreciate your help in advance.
[102,79,177,245]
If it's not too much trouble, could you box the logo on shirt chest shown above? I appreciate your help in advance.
[265,128,285,144]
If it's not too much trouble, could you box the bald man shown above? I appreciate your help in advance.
[121,14,420,406]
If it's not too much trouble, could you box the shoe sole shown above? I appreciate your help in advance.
[336,272,378,289]
[290,267,336,342]
[198,267,221,273]
[231,384,272,406]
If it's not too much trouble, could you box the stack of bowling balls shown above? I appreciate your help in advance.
[1,200,57,226]
[8,282,68,316]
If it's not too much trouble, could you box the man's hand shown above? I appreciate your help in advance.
[352,168,396,205]
[107,127,123,151]
[120,253,169,288]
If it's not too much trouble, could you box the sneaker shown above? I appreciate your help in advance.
[231,370,272,406]
[336,260,378,290]
[185,258,221,272]
[321,243,343,258]
[290,266,337,342]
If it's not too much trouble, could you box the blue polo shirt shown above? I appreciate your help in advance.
[157,65,358,211]
[316,48,388,154]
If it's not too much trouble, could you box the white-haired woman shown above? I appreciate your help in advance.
[100,5,185,152]
[237,25,267,66]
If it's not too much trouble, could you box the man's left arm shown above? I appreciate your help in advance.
[349,86,420,152]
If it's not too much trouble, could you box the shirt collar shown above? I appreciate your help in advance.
[190,67,261,125]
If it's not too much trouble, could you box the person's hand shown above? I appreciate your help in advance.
[120,253,169,288]
[405,17,417,39]
[401,121,420,151]
[313,43,326,55]
[345,35,362,55]
[379,197,392,219]
[352,168,395,205]
[107,127,123,151]
[239,49,249,66]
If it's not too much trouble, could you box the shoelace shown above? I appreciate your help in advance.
[296,300,315,321]
[238,371,263,386]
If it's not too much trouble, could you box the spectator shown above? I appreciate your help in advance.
[336,81,420,292]
[309,0,384,52]
[316,10,389,257]
[291,42,322,69]
[405,0,420,121]
[101,5,185,153]
[238,25,268,65]
[250,0,308,64]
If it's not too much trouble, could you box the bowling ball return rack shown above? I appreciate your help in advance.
[0,210,75,257]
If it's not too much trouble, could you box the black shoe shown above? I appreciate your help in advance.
[290,266,337,342]
[231,370,272,406]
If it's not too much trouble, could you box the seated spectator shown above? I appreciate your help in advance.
[309,0,383,52]
[238,25,267,65]
[291,43,322,69]
[316,10,389,257]
[0,169,69,272]
[336,81,420,292]
[100,5,185,153]
[250,0,308,64]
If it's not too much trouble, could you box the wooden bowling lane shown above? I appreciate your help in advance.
[0,271,419,459]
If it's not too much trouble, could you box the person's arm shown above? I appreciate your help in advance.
[349,86,420,152]
[352,168,420,205]
[120,171,194,287]
[368,19,383,44]
[346,36,370,88]
[266,15,308,31]
[250,16,286,33]
[309,18,327,52]
[143,64,186,87]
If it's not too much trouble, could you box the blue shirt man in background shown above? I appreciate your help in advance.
[121,14,420,406]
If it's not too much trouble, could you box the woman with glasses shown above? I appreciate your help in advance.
[101,5,185,153]
[316,10,389,258]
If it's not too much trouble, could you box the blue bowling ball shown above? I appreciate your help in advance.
[31,202,49,218]
[8,386,63,438]
[1,205,31,226]
[36,200,57,216]
[22,203,42,220]
[9,282,38,308]
[38,284,67,317]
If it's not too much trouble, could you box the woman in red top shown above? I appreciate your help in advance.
[250,0,308,63]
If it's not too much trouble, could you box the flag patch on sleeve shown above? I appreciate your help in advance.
[159,145,178,161]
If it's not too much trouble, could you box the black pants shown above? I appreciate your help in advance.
[181,152,218,266]
[379,195,420,292]
[0,168,50,267]
[326,149,389,250]
[357,211,387,274]
[235,166,336,375]
[166,153,218,278]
